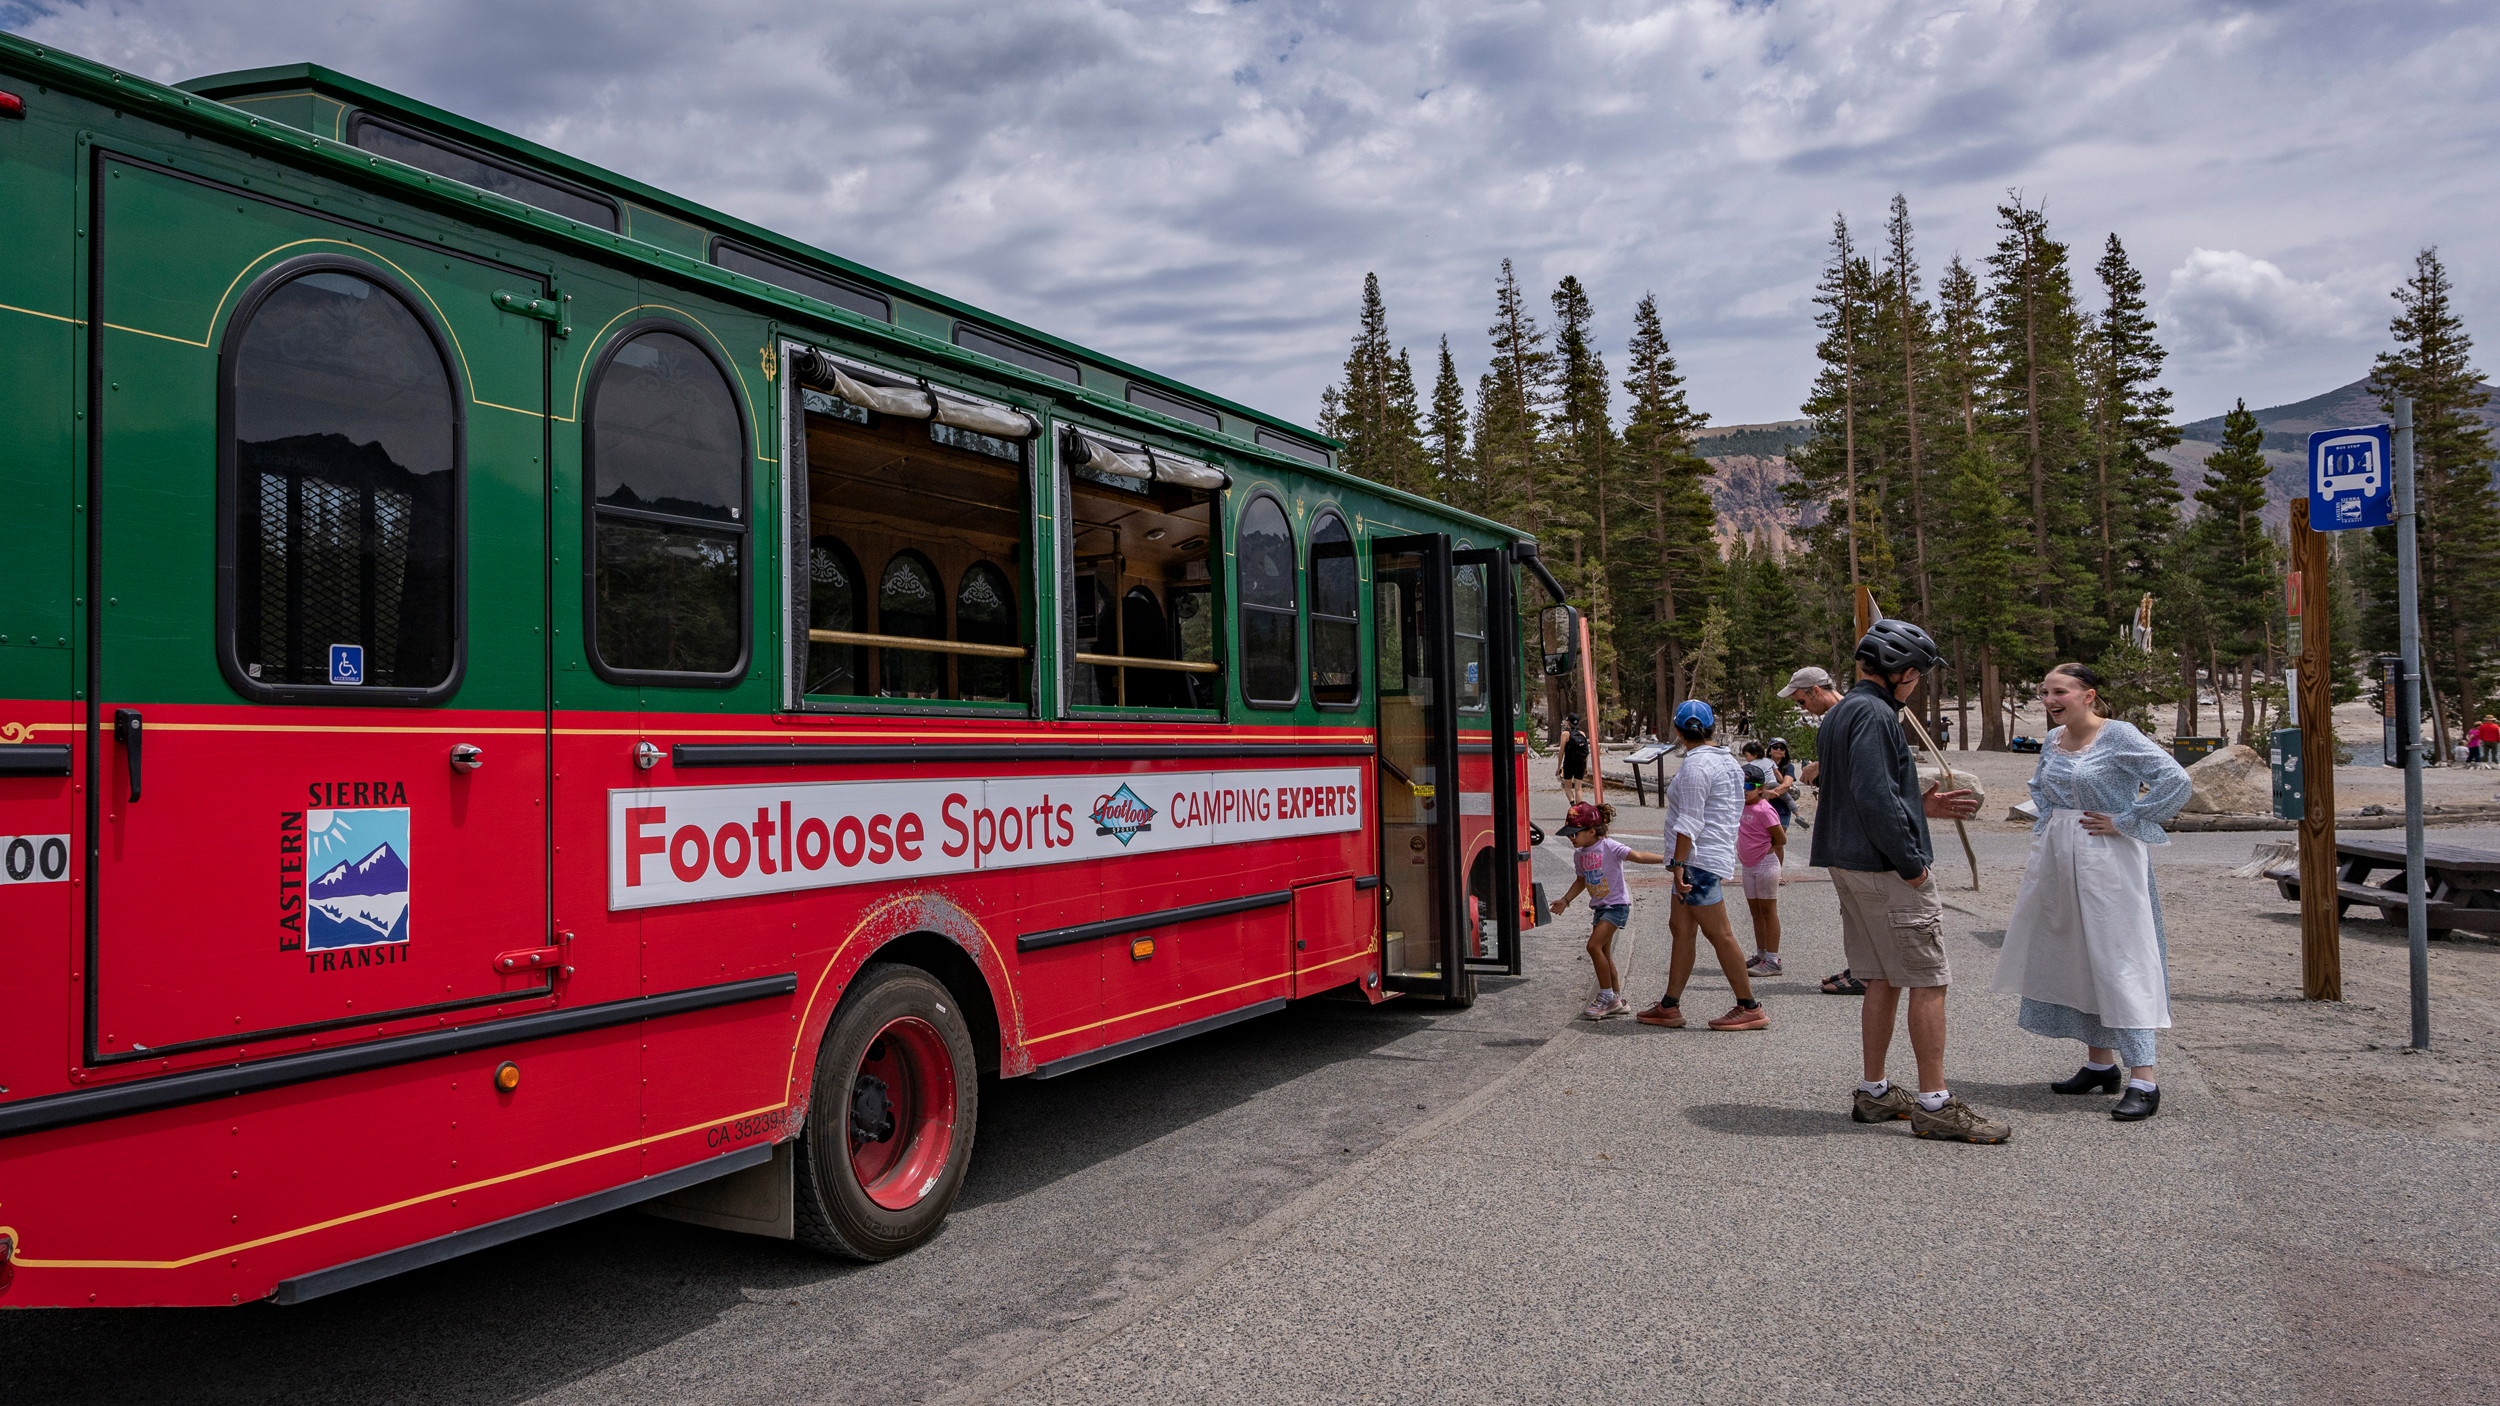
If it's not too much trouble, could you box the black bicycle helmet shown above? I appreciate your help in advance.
[1855,618,1943,677]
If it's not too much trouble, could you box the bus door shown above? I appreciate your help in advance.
[1452,548,1522,978]
[1370,534,1465,998]
[85,153,556,1067]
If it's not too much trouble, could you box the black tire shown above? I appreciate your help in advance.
[792,963,979,1260]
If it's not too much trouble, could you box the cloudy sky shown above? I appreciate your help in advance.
[17,0,2498,430]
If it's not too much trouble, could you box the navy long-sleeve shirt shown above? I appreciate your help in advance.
[1807,679,1933,880]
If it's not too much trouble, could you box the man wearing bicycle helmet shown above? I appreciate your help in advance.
[1816,619,2006,1144]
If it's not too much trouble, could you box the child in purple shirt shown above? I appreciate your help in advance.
[1554,802,1668,1020]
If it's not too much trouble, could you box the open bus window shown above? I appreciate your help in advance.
[798,391,1030,705]
[227,265,458,699]
[1062,450,1219,714]
[1307,511,1359,708]
[585,327,749,680]
[1237,493,1299,707]
[1453,560,1488,713]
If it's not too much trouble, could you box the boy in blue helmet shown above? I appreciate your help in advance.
[1636,700,1767,1031]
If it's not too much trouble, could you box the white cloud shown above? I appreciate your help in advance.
[2159,249,2374,368]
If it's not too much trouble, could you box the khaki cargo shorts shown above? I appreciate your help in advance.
[1832,869,1949,988]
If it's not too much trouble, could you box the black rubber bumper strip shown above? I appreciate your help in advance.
[275,1140,777,1305]
[673,741,1376,767]
[0,743,73,776]
[0,974,797,1141]
[1017,889,1293,953]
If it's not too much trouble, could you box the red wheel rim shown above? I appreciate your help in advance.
[846,1015,957,1211]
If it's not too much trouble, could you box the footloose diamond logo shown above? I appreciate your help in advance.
[1089,784,1156,845]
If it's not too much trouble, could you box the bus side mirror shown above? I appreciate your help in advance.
[1540,605,1580,678]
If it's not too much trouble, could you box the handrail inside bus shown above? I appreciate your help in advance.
[807,629,1030,659]
[1071,652,1221,675]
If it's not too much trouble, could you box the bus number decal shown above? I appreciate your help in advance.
[607,768,1363,911]
[0,834,71,887]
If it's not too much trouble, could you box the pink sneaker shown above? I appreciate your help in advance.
[1707,1004,1769,1031]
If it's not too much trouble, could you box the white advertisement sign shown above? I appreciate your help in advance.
[608,767,1365,911]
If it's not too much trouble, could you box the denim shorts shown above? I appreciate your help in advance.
[1589,903,1631,930]
[1677,864,1726,907]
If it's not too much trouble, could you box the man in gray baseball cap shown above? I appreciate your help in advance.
[1778,666,1840,707]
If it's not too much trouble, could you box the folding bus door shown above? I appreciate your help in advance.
[1453,547,1522,978]
[1370,534,1465,999]
[84,152,556,1066]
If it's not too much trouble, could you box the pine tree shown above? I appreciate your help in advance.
[2193,400,2275,743]
[2088,233,2181,622]
[1618,291,1719,731]
[1323,273,1427,496]
[1929,252,2022,747]
[1480,259,1557,539]
[2370,246,2499,748]
[1984,194,2092,659]
[1427,336,1469,507]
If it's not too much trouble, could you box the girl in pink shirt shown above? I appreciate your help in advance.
[1737,765,1789,976]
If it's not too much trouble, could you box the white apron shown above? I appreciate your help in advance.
[1990,809,2170,1029]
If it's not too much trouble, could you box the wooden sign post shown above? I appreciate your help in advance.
[2290,512,2342,1000]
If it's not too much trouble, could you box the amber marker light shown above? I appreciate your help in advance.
[494,1061,521,1092]
[1130,937,1155,962]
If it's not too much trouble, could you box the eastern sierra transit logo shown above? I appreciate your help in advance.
[1090,784,1157,845]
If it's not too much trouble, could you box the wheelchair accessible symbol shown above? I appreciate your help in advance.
[330,643,366,686]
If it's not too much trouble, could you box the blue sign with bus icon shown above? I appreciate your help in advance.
[2308,425,2392,532]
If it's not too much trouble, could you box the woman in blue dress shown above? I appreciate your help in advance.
[1990,663,2193,1122]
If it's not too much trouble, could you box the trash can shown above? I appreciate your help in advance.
[2270,727,2304,821]
[2170,735,2226,768]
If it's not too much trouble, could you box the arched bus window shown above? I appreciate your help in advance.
[1307,510,1359,708]
[585,324,749,681]
[1453,557,1488,713]
[225,261,460,702]
[957,562,1021,701]
[877,551,945,698]
[805,535,864,696]
[1236,494,1299,707]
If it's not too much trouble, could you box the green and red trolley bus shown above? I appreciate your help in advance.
[0,36,1579,1308]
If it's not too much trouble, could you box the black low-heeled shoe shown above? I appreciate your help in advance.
[2111,1085,2161,1121]
[2050,1065,2123,1095]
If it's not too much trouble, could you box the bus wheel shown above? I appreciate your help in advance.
[793,963,979,1259]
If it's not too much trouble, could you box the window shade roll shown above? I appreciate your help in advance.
[1062,427,1231,491]
[793,347,1036,439]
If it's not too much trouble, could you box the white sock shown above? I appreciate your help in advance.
[1597,989,1616,1001]
[1858,1079,1890,1097]
[2127,1078,2158,1093]
[2083,1060,2116,1071]
[1916,1089,1950,1111]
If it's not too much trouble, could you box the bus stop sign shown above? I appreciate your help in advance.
[2309,424,2392,531]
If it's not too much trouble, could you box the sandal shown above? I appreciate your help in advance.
[1820,969,1866,996]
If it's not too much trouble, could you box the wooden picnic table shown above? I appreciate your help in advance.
[2275,832,2500,937]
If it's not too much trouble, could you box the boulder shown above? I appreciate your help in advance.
[1916,762,1987,816]
[2179,743,2274,814]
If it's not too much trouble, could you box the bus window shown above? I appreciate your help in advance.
[805,535,865,695]
[1453,560,1488,712]
[799,380,1030,706]
[229,266,458,698]
[586,326,749,680]
[1061,432,1221,714]
[957,563,1020,701]
[1308,511,1359,708]
[1236,494,1299,707]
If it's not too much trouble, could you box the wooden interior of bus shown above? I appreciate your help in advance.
[802,407,1029,701]
[1063,466,1216,710]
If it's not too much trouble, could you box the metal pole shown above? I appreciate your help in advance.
[2395,395,2430,1049]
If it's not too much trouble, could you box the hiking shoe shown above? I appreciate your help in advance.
[1910,1097,2011,1144]
[1706,1004,1769,1031]
[1581,993,1629,1020]
[1635,1003,1686,1028]
[1851,1084,1917,1123]
[1753,953,1783,976]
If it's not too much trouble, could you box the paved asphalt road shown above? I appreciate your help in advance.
[0,843,1591,1406]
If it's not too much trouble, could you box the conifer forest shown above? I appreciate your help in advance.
[1319,197,2499,758]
